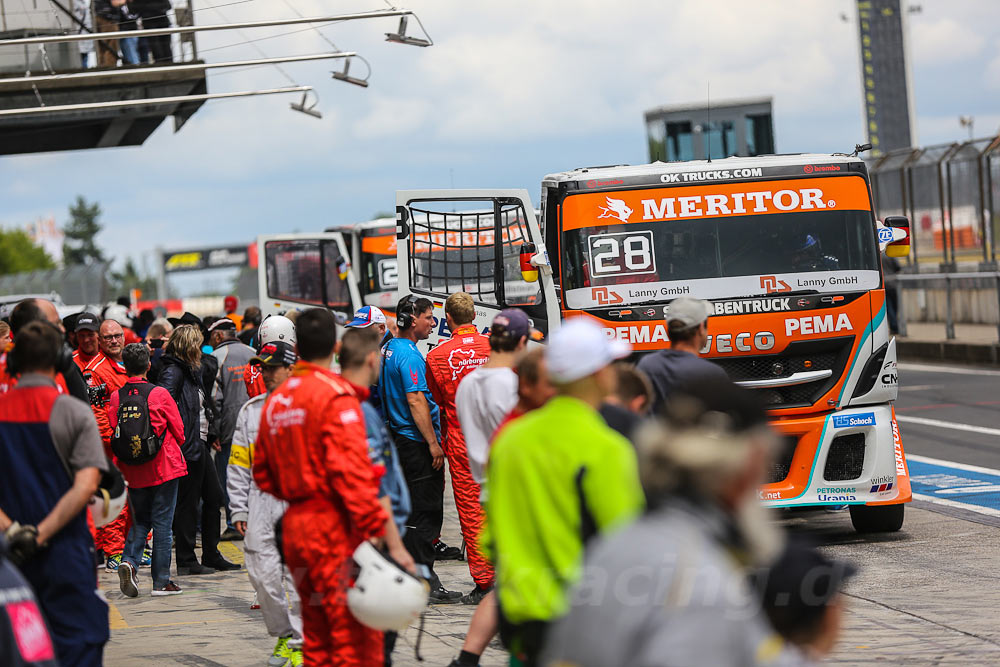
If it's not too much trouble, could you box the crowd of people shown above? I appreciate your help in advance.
[73,0,176,69]
[0,290,858,667]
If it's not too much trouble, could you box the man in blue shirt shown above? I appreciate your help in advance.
[380,295,462,603]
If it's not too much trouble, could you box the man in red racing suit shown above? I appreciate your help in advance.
[253,308,387,667]
[425,292,493,597]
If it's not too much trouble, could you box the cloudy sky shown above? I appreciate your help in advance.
[1,0,998,295]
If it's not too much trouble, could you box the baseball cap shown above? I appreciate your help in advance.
[665,297,714,329]
[75,312,100,332]
[756,539,857,640]
[490,308,530,342]
[207,318,237,333]
[250,340,297,367]
[347,306,387,329]
[546,317,631,383]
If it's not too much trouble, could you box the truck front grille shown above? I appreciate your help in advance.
[824,433,866,481]
[765,435,799,484]
[711,337,854,409]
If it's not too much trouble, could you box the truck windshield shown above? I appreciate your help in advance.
[560,176,881,309]
[357,225,399,308]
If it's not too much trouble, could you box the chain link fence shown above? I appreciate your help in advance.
[0,262,108,310]
[868,135,1000,267]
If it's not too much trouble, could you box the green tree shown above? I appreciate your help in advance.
[0,227,56,275]
[63,196,106,265]
[109,257,157,298]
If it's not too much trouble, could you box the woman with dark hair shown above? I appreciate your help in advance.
[158,325,238,574]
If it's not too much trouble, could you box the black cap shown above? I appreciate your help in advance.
[756,539,857,640]
[74,312,100,332]
[250,340,297,367]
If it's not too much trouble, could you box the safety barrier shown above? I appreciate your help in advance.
[891,271,1000,341]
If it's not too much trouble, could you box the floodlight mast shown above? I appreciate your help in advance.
[0,86,313,118]
[0,53,356,90]
[0,9,415,47]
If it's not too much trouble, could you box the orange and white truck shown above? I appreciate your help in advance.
[393,152,913,532]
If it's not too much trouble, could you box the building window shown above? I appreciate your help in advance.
[647,119,667,161]
[704,121,736,158]
[666,121,693,161]
[746,113,774,156]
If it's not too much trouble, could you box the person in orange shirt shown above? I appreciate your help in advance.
[73,314,132,570]
[224,295,243,330]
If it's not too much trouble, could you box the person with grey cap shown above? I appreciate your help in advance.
[637,296,730,414]
[207,317,255,540]
[542,376,798,667]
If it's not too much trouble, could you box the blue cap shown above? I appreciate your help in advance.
[347,306,387,328]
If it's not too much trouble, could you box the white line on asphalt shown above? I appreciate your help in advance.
[907,453,1000,477]
[898,362,1000,377]
[897,385,939,391]
[912,493,1000,518]
[897,416,1000,438]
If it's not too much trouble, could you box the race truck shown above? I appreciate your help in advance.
[257,212,539,328]
[393,152,914,533]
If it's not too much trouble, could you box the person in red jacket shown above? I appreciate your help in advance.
[73,314,132,569]
[253,308,388,667]
[425,292,492,603]
[107,343,188,597]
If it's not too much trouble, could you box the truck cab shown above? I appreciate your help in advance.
[394,153,913,533]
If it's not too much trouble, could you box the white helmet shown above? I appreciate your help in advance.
[103,304,133,328]
[348,541,429,631]
[89,466,127,528]
[258,315,296,347]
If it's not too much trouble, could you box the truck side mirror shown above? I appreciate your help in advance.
[882,216,910,258]
[519,242,539,283]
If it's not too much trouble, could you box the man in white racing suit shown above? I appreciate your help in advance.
[227,340,303,666]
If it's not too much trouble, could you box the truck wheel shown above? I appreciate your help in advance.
[849,504,904,533]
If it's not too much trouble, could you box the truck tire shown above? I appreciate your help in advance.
[849,504,904,533]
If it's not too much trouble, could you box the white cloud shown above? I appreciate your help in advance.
[909,17,985,65]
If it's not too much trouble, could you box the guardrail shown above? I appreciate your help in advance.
[891,271,1000,341]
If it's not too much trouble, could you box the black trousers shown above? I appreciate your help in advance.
[140,15,173,62]
[394,434,445,589]
[173,447,224,567]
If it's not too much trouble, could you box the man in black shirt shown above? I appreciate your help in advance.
[637,297,730,414]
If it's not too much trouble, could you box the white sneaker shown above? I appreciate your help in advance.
[118,561,139,598]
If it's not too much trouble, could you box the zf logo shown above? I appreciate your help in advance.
[592,287,624,306]
[878,228,894,243]
[760,275,791,293]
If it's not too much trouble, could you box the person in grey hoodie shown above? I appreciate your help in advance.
[542,377,802,667]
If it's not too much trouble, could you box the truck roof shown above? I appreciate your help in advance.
[542,153,867,187]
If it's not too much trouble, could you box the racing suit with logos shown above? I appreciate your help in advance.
[227,394,302,649]
[73,349,131,557]
[253,361,388,667]
[425,323,493,588]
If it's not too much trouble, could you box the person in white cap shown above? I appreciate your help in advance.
[482,317,645,666]
[346,305,392,347]
[637,296,729,414]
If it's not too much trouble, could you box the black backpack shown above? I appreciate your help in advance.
[110,382,164,465]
